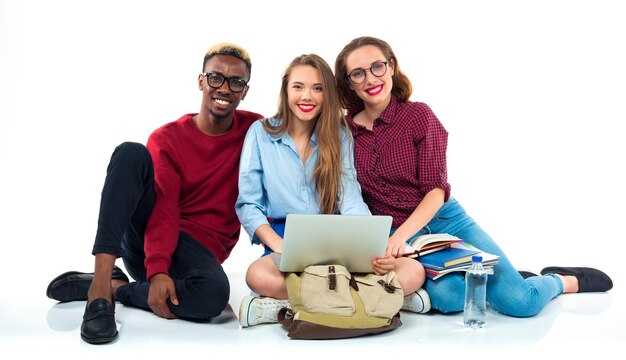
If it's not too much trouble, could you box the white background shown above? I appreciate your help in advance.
[1,0,625,308]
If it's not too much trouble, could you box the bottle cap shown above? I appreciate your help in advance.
[472,255,483,263]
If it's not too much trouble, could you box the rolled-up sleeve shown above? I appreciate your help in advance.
[415,103,451,201]
[339,130,371,215]
[235,123,270,243]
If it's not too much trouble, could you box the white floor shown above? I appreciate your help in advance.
[1,267,624,359]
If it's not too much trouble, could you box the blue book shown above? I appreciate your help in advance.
[418,246,480,270]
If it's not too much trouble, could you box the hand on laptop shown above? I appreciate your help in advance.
[386,235,407,258]
[255,224,284,254]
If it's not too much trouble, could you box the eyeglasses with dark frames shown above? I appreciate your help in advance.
[201,72,248,93]
[347,61,389,84]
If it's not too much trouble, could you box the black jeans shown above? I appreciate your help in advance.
[92,142,230,320]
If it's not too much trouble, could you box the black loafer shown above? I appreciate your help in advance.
[46,266,129,302]
[540,266,613,292]
[81,298,118,344]
[518,271,538,279]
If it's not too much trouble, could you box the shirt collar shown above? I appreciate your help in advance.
[347,96,400,135]
[378,96,400,124]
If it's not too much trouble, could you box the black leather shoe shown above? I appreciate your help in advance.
[46,266,130,302]
[518,271,538,279]
[81,298,118,344]
[540,266,613,292]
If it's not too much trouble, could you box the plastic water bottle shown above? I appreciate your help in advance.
[464,255,487,328]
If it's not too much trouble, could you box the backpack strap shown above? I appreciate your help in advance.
[328,265,337,290]
[277,307,294,327]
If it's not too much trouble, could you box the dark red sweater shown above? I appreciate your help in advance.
[144,111,262,279]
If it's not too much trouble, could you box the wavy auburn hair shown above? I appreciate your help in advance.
[263,54,347,214]
[334,36,413,108]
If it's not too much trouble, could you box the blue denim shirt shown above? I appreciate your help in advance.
[236,118,370,244]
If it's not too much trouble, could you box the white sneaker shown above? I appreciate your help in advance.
[238,295,290,327]
[401,288,431,314]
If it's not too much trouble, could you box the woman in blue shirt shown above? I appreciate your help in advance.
[236,54,428,327]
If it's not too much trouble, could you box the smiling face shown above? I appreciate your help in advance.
[345,45,394,109]
[287,65,324,125]
[198,54,249,122]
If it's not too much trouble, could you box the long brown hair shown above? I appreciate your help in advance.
[263,54,347,214]
[334,36,413,108]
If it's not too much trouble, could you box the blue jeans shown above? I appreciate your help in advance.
[407,198,563,317]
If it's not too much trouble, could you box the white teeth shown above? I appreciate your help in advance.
[215,99,230,105]
[299,105,313,110]
[367,85,382,94]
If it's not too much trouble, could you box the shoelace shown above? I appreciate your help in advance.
[253,298,290,323]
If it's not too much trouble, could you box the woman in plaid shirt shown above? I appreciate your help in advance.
[334,36,612,317]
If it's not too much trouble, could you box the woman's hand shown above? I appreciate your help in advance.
[256,224,283,253]
[386,234,407,258]
[372,255,397,275]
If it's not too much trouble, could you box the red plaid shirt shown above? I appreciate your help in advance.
[347,97,451,228]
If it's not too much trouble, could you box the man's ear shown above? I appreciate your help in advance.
[240,85,249,100]
[197,74,204,90]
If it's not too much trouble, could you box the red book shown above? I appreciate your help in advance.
[402,233,463,259]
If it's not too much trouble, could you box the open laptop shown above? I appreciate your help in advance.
[278,214,392,273]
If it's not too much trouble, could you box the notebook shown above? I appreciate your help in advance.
[278,214,392,273]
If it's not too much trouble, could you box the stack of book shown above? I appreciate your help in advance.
[403,234,499,280]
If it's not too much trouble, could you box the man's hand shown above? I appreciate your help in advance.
[372,255,397,276]
[148,273,179,319]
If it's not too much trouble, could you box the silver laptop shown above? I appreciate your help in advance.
[278,214,392,273]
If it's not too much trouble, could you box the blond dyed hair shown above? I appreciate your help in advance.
[203,42,252,78]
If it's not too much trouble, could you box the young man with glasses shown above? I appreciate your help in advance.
[46,43,263,344]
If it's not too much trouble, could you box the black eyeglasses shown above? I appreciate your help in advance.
[347,61,389,84]
[201,72,248,93]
